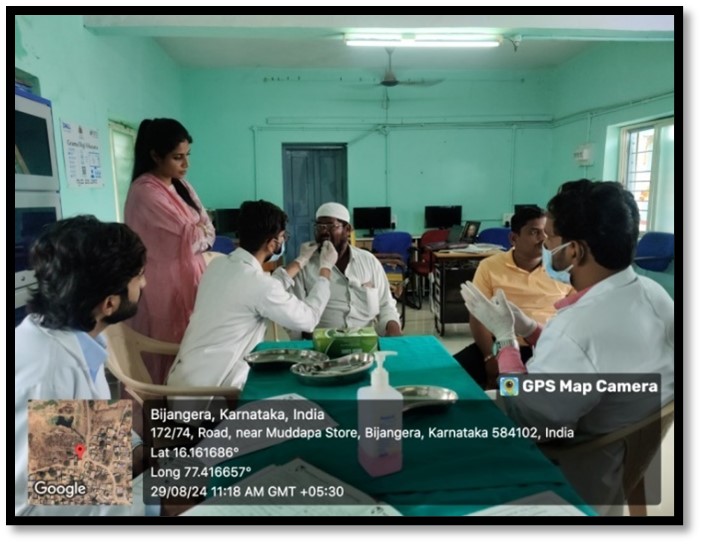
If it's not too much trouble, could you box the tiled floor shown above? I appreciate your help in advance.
[268,300,674,517]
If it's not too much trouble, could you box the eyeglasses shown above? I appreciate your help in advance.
[313,222,343,233]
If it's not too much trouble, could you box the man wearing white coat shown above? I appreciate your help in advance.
[15,215,149,517]
[461,180,674,514]
[167,200,337,390]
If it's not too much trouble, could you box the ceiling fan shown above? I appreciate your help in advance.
[379,48,443,87]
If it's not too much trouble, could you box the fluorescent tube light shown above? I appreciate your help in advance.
[345,33,502,48]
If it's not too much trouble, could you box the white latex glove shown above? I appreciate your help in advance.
[500,299,538,338]
[294,241,319,268]
[318,240,339,271]
[460,283,516,343]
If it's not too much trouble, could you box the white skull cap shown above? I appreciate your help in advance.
[315,202,350,223]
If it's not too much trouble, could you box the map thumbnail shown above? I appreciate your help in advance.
[28,399,132,506]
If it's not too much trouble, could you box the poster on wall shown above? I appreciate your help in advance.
[60,120,103,187]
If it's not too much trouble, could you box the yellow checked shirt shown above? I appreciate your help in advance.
[472,249,573,328]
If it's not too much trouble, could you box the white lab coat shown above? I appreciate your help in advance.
[503,267,674,511]
[291,245,400,335]
[167,248,331,389]
[14,316,146,517]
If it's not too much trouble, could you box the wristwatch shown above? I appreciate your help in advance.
[493,337,518,353]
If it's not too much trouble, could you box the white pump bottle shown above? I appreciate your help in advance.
[357,351,403,477]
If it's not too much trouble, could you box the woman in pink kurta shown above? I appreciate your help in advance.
[124,118,215,384]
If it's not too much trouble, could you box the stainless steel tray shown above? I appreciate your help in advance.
[396,385,458,412]
[244,349,329,371]
[290,353,375,386]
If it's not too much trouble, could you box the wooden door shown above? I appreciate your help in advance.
[282,145,347,263]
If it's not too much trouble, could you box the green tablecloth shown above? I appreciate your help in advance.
[221,336,592,516]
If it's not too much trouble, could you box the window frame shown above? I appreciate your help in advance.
[618,116,674,234]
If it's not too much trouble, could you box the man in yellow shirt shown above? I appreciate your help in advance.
[453,206,573,388]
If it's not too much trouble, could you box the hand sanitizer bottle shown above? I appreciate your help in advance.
[357,351,403,477]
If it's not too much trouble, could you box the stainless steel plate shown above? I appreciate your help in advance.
[290,352,375,386]
[396,385,458,412]
[244,349,329,371]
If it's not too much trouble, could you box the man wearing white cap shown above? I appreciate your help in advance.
[290,202,402,337]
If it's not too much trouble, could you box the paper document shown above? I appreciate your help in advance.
[467,491,586,516]
[453,243,503,253]
[182,458,402,517]
[196,393,338,466]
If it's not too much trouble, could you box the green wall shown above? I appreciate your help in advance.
[14,16,674,240]
[183,43,674,235]
[547,41,675,295]
[549,41,674,185]
[184,67,556,233]
[14,15,185,220]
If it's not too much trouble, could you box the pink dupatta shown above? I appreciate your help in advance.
[124,174,214,382]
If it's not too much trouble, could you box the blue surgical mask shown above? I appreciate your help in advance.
[542,241,573,284]
[268,239,286,262]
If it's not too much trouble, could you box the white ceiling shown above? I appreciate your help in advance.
[84,14,675,73]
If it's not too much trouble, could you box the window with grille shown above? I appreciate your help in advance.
[619,118,674,234]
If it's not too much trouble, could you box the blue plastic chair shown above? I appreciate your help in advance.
[371,231,413,267]
[634,232,674,272]
[212,235,236,254]
[476,227,511,250]
[371,232,414,328]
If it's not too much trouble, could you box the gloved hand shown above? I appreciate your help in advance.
[460,283,516,343]
[294,241,319,268]
[500,299,538,338]
[319,240,338,271]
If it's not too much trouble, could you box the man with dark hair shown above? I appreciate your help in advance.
[461,180,674,512]
[167,200,337,389]
[290,202,402,337]
[15,215,148,516]
[454,205,572,388]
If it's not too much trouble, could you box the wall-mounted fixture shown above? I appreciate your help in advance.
[345,33,502,48]
[574,143,594,166]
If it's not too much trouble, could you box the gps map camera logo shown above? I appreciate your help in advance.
[499,377,519,397]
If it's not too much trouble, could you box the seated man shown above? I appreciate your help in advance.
[15,215,153,516]
[290,202,402,337]
[454,206,572,388]
[461,180,674,512]
[167,200,337,389]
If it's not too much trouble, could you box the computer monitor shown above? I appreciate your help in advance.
[425,205,462,229]
[213,208,240,236]
[353,207,392,236]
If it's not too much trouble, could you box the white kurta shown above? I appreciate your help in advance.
[167,248,331,389]
[15,316,146,516]
[291,245,400,335]
[503,267,674,510]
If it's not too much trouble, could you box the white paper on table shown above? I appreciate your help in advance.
[181,458,402,517]
[467,491,586,516]
[452,243,503,253]
[196,393,338,466]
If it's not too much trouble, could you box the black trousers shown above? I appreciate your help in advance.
[453,343,533,389]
